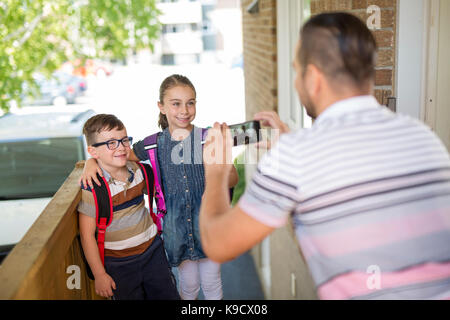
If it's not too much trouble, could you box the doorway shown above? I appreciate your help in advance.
[424,0,450,151]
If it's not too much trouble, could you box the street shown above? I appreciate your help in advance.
[76,58,246,143]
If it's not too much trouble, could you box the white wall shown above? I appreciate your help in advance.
[396,0,427,119]
[277,0,305,130]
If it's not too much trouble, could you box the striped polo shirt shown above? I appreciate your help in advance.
[78,161,157,258]
[239,95,450,299]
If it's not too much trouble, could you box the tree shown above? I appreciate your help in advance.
[0,0,161,112]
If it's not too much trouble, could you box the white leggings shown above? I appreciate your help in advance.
[177,258,223,300]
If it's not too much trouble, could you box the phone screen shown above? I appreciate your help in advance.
[228,120,261,146]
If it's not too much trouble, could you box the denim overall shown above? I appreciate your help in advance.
[157,126,207,267]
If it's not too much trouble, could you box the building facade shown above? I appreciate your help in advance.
[157,0,203,64]
[156,0,242,65]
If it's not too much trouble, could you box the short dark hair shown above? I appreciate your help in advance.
[298,12,377,88]
[83,114,125,145]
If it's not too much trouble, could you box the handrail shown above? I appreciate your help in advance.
[0,159,317,300]
[0,161,102,299]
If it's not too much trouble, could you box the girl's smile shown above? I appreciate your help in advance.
[158,85,196,134]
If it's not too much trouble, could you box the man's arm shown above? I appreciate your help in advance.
[200,172,274,263]
[200,122,275,263]
[201,113,293,262]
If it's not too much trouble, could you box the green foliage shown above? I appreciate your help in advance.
[0,0,161,112]
[231,152,247,207]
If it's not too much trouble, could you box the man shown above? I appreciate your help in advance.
[200,12,450,299]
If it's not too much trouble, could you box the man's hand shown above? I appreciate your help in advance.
[254,111,290,150]
[94,272,116,298]
[200,123,276,264]
[78,158,103,189]
[203,122,234,183]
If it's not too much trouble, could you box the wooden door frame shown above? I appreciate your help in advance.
[422,0,440,130]
[277,0,309,130]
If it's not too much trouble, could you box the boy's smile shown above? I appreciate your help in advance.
[88,128,131,178]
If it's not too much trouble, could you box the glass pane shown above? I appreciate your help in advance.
[0,137,84,199]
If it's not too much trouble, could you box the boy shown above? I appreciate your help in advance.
[78,114,180,300]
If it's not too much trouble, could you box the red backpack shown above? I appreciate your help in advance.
[80,163,154,280]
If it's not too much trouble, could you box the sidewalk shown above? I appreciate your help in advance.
[172,251,265,300]
[221,251,265,300]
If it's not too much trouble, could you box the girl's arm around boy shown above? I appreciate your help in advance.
[79,150,238,189]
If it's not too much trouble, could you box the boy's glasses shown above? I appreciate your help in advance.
[92,137,133,150]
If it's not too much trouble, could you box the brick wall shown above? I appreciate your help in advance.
[310,0,397,105]
[240,0,397,115]
[240,0,278,120]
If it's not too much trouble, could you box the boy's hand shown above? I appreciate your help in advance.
[79,158,103,189]
[95,272,116,298]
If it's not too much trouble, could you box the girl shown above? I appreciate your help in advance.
[80,74,238,300]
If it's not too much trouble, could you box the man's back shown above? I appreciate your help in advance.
[241,95,450,299]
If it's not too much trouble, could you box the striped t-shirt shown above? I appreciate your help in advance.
[239,95,450,300]
[78,161,157,258]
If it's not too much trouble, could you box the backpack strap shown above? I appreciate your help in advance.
[136,162,161,235]
[143,133,166,233]
[201,127,208,145]
[142,128,210,234]
[91,174,113,266]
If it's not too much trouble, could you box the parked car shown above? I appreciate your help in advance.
[23,71,87,106]
[0,106,95,263]
[62,59,114,78]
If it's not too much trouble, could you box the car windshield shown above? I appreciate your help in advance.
[0,137,85,199]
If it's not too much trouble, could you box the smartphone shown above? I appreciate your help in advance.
[228,120,261,147]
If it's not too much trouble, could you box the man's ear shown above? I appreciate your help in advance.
[87,146,99,159]
[304,64,322,98]
[157,101,166,114]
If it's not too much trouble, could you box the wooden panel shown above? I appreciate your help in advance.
[0,161,103,300]
[270,223,317,300]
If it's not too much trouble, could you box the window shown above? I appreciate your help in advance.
[0,137,85,199]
